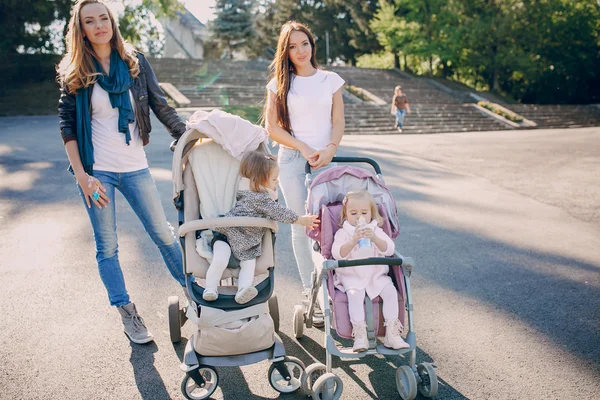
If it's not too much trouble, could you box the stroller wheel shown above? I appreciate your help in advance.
[395,366,418,400]
[311,372,343,400]
[293,305,305,339]
[417,363,438,397]
[168,296,182,343]
[301,362,326,395]
[268,295,280,332]
[268,356,305,394]
[181,366,219,400]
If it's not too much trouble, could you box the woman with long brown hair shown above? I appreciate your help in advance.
[57,0,186,344]
[264,21,345,322]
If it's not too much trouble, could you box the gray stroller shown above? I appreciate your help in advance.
[168,125,305,399]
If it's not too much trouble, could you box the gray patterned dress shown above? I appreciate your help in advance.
[216,190,298,261]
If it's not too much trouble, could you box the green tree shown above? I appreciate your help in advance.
[211,0,257,59]
[250,0,381,64]
[0,0,180,55]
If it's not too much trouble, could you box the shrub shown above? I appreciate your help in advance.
[478,101,524,123]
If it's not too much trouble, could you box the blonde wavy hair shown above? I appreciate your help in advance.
[56,0,139,94]
[263,21,318,133]
[340,190,384,227]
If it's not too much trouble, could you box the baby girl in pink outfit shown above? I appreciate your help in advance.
[331,190,409,352]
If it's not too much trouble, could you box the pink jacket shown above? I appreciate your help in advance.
[331,220,395,298]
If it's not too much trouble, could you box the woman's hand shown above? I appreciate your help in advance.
[76,172,109,209]
[296,214,320,230]
[309,144,336,170]
[298,142,318,163]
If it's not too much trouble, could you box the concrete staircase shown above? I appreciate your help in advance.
[509,104,600,129]
[149,58,599,133]
[151,58,268,107]
[330,66,509,134]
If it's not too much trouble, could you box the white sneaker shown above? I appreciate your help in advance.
[202,288,218,301]
[383,319,410,349]
[397,127,403,133]
[352,321,369,352]
[235,286,258,304]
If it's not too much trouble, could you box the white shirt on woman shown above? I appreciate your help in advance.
[267,69,344,150]
[91,83,148,173]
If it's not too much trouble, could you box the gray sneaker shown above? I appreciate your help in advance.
[117,302,154,344]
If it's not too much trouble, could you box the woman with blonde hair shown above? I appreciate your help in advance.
[264,21,345,323]
[57,0,186,344]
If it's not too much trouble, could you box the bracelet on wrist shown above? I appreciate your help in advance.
[326,142,338,149]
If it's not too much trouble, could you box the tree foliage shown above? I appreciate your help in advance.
[370,0,600,104]
[211,0,257,59]
[249,0,381,65]
[0,0,180,55]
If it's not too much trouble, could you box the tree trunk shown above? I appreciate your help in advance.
[394,52,400,69]
[429,55,433,76]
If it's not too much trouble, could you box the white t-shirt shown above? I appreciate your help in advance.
[91,83,148,172]
[267,69,344,150]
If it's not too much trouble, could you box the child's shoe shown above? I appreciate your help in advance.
[383,319,410,349]
[203,288,218,301]
[351,321,369,352]
[235,286,258,304]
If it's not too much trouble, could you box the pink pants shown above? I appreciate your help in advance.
[346,283,399,324]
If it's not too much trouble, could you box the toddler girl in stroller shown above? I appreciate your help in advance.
[332,189,409,352]
[200,150,319,303]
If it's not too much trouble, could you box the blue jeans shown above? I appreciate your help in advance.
[395,109,406,129]
[78,168,185,307]
[277,147,335,289]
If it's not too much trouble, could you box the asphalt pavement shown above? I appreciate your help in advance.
[0,115,598,400]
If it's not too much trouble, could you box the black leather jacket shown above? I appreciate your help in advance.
[58,52,186,145]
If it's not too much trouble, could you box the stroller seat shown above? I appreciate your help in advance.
[181,140,276,308]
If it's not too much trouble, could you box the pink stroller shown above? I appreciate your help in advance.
[292,157,438,400]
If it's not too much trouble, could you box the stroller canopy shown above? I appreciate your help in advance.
[306,165,400,239]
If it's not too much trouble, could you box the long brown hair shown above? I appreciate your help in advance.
[56,0,139,94]
[264,21,318,134]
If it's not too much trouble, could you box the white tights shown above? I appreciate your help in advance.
[204,241,256,290]
[347,283,399,324]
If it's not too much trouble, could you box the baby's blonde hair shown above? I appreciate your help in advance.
[340,189,384,227]
[239,150,277,192]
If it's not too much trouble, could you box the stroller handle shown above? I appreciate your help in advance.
[333,257,404,268]
[304,157,382,175]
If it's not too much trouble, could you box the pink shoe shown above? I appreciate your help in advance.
[384,319,409,349]
[352,321,368,352]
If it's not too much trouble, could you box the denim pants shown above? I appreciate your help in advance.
[277,147,335,290]
[78,168,185,307]
[395,109,406,128]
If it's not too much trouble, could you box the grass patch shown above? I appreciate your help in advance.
[478,101,524,123]
[344,85,371,102]
[221,105,263,124]
[0,80,60,116]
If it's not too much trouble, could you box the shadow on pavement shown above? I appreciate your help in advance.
[286,330,469,399]
[129,341,170,400]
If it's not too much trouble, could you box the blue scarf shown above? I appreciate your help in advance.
[74,50,134,175]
